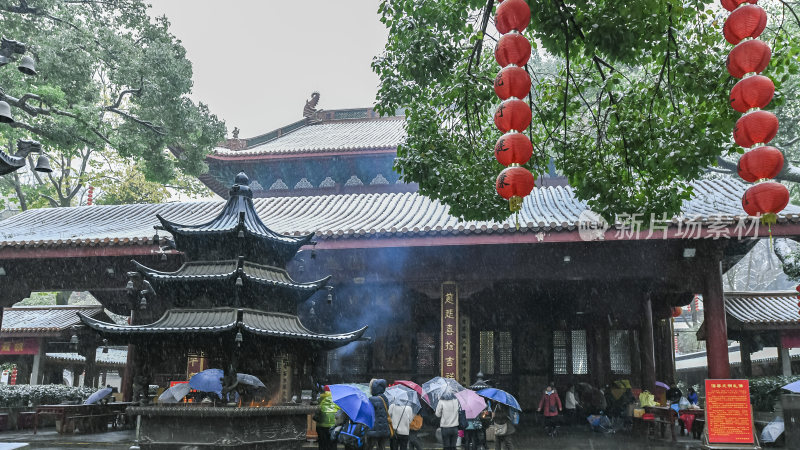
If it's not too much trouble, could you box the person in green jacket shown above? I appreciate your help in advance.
[315,387,340,450]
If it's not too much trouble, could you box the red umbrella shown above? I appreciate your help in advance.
[394,380,430,405]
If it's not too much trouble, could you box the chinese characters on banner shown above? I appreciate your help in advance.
[441,282,458,380]
[705,379,754,444]
[186,353,207,380]
[0,338,39,355]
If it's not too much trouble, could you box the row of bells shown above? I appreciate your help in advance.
[0,47,51,173]
[0,51,38,123]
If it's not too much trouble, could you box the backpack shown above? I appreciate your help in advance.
[409,414,423,431]
[337,421,367,448]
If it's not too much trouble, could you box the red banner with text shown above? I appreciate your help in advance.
[440,282,459,380]
[0,338,39,355]
[705,379,754,444]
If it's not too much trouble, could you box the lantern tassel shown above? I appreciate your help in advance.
[760,213,777,249]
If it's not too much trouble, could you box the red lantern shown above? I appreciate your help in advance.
[726,39,771,78]
[737,146,784,182]
[741,181,789,216]
[723,5,767,45]
[721,0,758,12]
[494,99,532,133]
[496,166,535,211]
[496,0,531,34]
[672,307,683,318]
[733,110,779,148]
[494,132,533,166]
[495,32,531,68]
[730,75,774,113]
[796,284,800,293]
[494,65,531,100]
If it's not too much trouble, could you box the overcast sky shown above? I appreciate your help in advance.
[147,1,388,138]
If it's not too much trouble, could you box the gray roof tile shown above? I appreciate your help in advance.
[1,177,798,249]
[213,119,405,156]
[725,292,800,326]
[1,306,105,335]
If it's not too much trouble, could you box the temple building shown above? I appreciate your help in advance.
[75,172,366,402]
[1,97,800,409]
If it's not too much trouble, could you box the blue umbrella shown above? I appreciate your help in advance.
[477,388,521,412]
[84,387,113,405]
[189,368,224,396]
[782,380,800,393]
[329,384,375,428]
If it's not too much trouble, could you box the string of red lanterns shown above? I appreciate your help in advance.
[493,0,535,225]
[722,0,789,223]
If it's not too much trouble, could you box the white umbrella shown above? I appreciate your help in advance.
[385,385,422,414]
[760,416,784,443]
[236,373,266,389]
[84,387,113,405]
[158,383,191,403]
[422,377,464,409]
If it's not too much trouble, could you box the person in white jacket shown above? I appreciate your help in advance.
[388,403,413,450]
[435,390,461,450]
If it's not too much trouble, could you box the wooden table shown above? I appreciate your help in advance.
[678,408,705,439]
[644,406,678,442]
[35,402,132,434]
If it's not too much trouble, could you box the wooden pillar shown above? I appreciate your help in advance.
[29,338,45,385]
[740,339,753,378]
[780,347,792,376]
[122,309,137,401]
[703,260,730,379]
[83,346,97,387]
[640,294,656,392]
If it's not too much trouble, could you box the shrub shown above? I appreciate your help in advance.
[0,384,97,407]
[749,375,800,412]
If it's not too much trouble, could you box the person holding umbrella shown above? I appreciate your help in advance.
[314,386,340,450]
[366,379,392,450]
[435,389,460,450]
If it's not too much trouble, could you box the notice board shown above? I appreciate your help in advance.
[704,379,754,444]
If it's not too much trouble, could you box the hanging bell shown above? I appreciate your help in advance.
[0,101,13,123]
[139,296,147,310]
[235,331,243,346]
[34,155,52,173]
[17,55,36,76]
[235,276,243,287]
[237,230,244,238]
[160,252,167,262]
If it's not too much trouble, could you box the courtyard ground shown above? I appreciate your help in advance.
[0,423,717,449]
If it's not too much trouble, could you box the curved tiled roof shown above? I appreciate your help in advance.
[213,119,406,156]
[724,291,800,326]
[132,260,328,291]
[1,306,105,335]
[1,177,799,250]
[47,347,128,366]
[79,308,367,349]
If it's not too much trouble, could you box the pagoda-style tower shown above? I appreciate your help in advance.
[78,172,366,403]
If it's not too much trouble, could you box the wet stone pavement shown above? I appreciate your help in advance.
[0,423,710,450]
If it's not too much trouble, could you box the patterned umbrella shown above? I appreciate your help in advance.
[422,377,464,409]
[395,380,430,405]
[385,385,421,414]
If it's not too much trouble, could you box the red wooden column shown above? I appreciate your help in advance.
[703,259,730,379]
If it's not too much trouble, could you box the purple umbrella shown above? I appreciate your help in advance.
[455,389,488,419]
[655,381,670,390]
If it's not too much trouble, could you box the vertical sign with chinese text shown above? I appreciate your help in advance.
[705,379,754,444]
[186,353,207,380]
[441,282,458,380]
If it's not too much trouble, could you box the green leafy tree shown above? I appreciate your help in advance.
[0,0,225,209]
[373,0,800,221]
